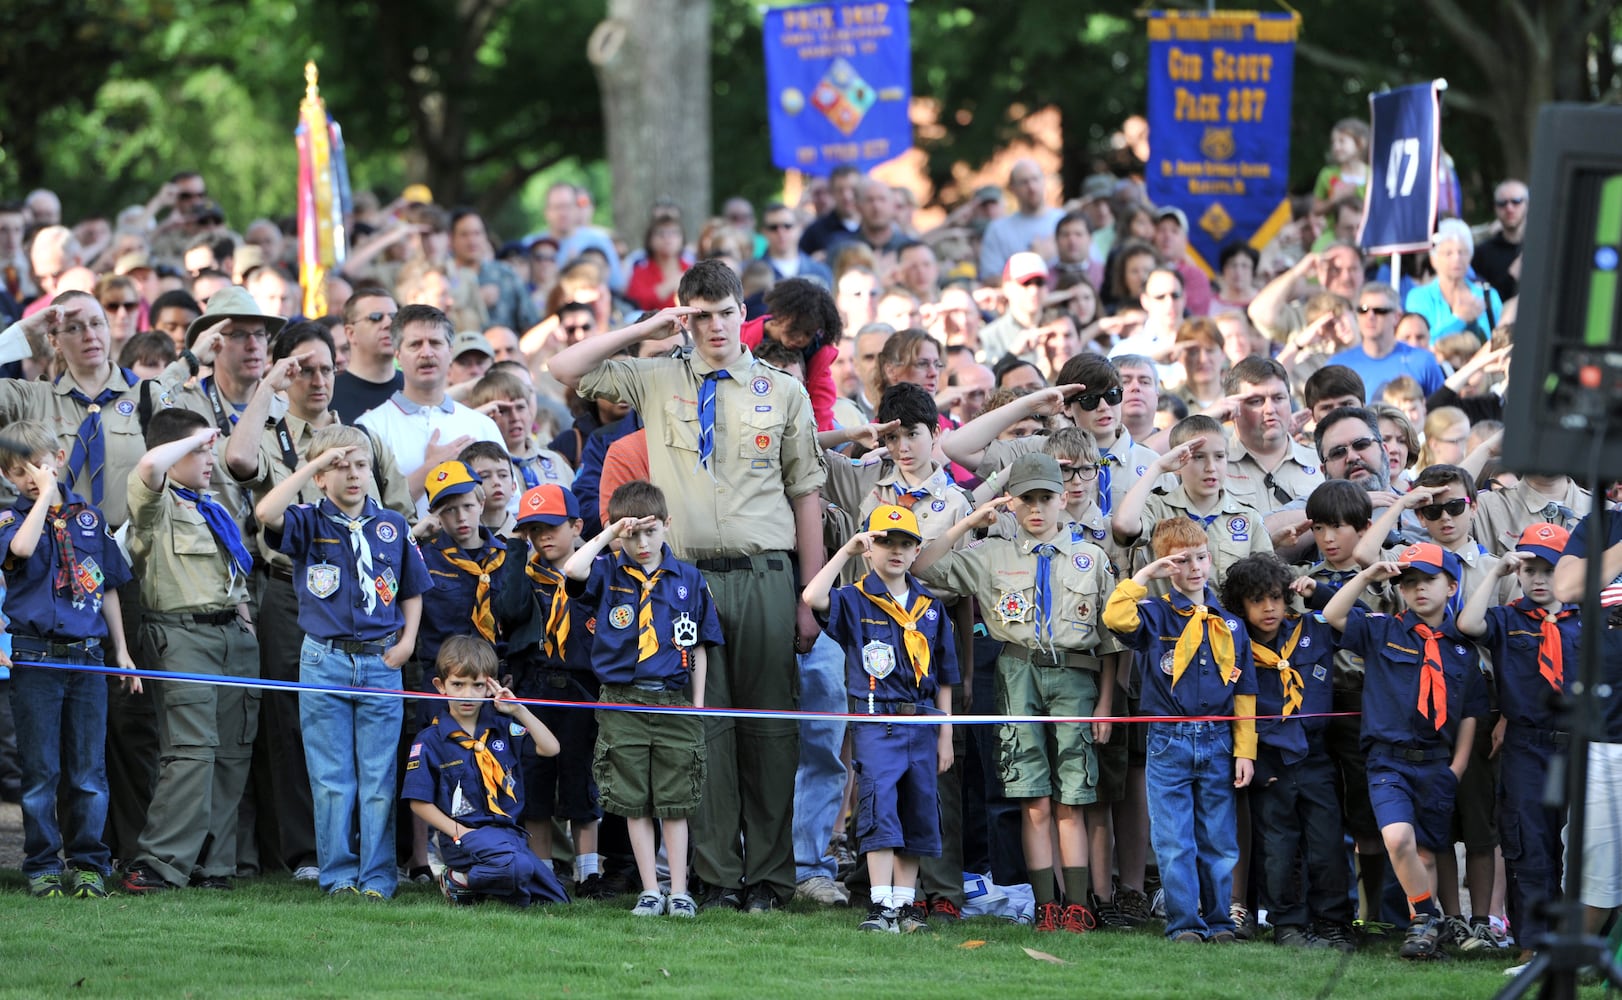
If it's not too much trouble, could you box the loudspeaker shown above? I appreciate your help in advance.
[1501,104,1622,478]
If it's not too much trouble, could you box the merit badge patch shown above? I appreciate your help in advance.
[586,616,597,634]
[306,564,340,599]
[116,400,136,416]
[995,590,1032,625]
[1073,553,1093,572]
[755,433,773,451]
[750,376,772,396]
[609,604,634,630]
[1227,515,1249,542]
[861,639,897,680]
[375,567,399,606]
[77,510,98,530]
[375,522,397,544]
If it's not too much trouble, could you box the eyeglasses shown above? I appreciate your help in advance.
[1149,291,1184,301]
[763,222,796,231]
[1071,386,1123,411]
[223,328,270,342]
[104,301,140,313]
[1322,436,1378,463]
[1495,196,1526,208]
[1357,305,1396,316]
[176,190,206,201]
[363,311,396,324]
[563,324,594,336]
[908,358,946,372]
[1021,277,1048,288]
[1416,497,1472,520]
[530,253,557,263]
[1058,462,1099,482]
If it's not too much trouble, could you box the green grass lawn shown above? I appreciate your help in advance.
[0,872,1599,999]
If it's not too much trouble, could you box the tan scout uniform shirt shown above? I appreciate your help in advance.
[229,400,414,574]
[975,430,1169,514]
[577,350,827,561]
[1128,485,1273,593]
[161,375,261,528]
[917,530,1124,658]
[824,457,973,546]
[1471,479,1591,558]
[125,472,249,614]
[1224,435,1324,516]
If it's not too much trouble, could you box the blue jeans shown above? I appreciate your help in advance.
[1145,720,1239,939]
[298,637,401,896]
[793,632,847,882]
[9,643,111,877]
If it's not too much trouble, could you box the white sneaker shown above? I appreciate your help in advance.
[293,866,320,882]
[631,890,667,917]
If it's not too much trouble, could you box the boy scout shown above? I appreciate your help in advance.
[913,452,1123,934]
[549,260,827,913]
[121,408,260,893]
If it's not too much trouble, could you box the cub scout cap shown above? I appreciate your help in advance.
[516,483,580,527]
[425,460,481,509]
[866,503,922,543]
[1514,523,1570,566]
[1005,452,1064,498]
[1397,542,1461,582]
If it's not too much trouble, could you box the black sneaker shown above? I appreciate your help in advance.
[1092,892,1133,929]
[1400,914,1444,960]
[1273,925,1322,949]
[742,885,779,913]
[121,864,172,894]
[898,902,931,933]
[188,875,234,891]
[701,885,744,912]
[575,873,616,901]
[1313,920,1358,954]
[858,901,900,933]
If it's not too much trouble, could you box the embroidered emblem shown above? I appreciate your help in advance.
[931,499,946,512]
[1160,651,1176,675]
[754,405,773,412]
[1073,553,1093,571]
[76,510,97,529]
[755,433,772,451]
[490,739,505,752]
[925,606,938,621]
[1299,635,1311,648]
[1076,602,1090,619]
[307,564,340,599]
[1228,515,1249,542]
[375,522,397,543]
[375,567,399,606]
[435,469,449,483]
[1313,664,1328,682]
[861,639,897,680]
[609,604,633,629]
[676,584,689,600]
[115,400,136,416]
[750,376,772,396]
[1136,465,1147,477]
[995,590,1032,625]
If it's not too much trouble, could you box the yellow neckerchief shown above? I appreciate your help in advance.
[525,555,570,660]
[446,722,516,818]
[620,562,667,662]
[437,534,507,643]
[856,576,933,684]
[1166,593,1237,687]
[1249,618,1305,716]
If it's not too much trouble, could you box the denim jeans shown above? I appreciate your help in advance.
[793,632,847,882]
[1145,720,1239,939]
[9,642,112,877]
[298,637,401,896]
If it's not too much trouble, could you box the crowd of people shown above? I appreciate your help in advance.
[0,124,1617,977]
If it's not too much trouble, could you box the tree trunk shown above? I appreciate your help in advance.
[589,0,713,245]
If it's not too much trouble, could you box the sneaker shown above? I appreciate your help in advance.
[743,885,779,913]
[667,892,698,918]
[631,890,667,917]
[1400,914,1444,960]
[1230,902,1255,941]
[292,866,320,883]
[188,875,233,891]
[1313,921,1358,954]
[830,834,856,879]
[700,885,744,912]
[28,872,66,899]
[361,888,388,901]
[927,897,963,924]
[1059,902,1097,934]
[1149,887,1167,919]
[71,870,109,899]
[1034,901,1064,932]
[794,875,850,907]
[328,885,360,898]
[1092,893,1132,929]
[1211,930,1238,944]
[121,864,172,894]
[1113,887,1151,926]
[898,902,931,933]
[440,870,476,906]
[1273,925,1317,948]
[407,866,433,885]
[1172,931,1204,943]
[1460,916,1498,953]
[575,873,616,901]
[1489,914,1513,948]
[858,902,900,933]
[1353,917,1397,939]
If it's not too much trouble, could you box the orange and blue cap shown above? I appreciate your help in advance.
[516,484,581,528]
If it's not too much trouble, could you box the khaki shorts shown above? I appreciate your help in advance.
[593,685,706,819]
[994,652,1100,806]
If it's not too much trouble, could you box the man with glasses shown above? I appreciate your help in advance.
[758,202,831,288]
[1327,282,1444,400]
[1314,407,1397,497]
[1208,357,1324,529]
[1474,180,1528,301]
[1110,267,1187,364]
[979,252,1050,367]
[555,301,598,345]
[331,287,402,424]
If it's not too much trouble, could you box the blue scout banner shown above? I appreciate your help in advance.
[763,1,912,174]
[1145,11,1299,275]
[1357,82,1444,255]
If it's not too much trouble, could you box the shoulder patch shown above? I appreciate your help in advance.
[0,511,13,528]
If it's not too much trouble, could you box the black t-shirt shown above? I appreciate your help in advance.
[1473,232,1521,302]
[331,368,404,425]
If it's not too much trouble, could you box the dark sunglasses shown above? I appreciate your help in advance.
[104,301,140,313]
[1495,196,1526,208]
[364,311,396,324]
[763,222,796,231]
[1357,305,1396,316]
[562,324,594,335]
[1416,497,1472,520]
[1072,386,1123,411]
[1323,437,1377,463]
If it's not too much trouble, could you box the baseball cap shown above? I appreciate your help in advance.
[425,460,481,509]
[516,484,581,528]
[1005,453,1064,498]
[1155,205,1189,232]
[1514,523,1570,566]
[973,185,1003,204]
[450,331,494,361]
[866,504,922,543]
[1397,542,1461,582]
[1002,251,1048,286]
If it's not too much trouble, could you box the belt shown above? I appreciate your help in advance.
[1370,741,1452,763]
[266,564,295,583]
[632,679,674,692]
[322,633,398,657]
[147,609,239,627]
[693,552,788,573]
[850,698,931,716]
[11,634,99,657]
[1001,645,1099,669]
[1507,726,1571,749]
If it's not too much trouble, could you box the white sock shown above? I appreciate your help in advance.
[871,885,893,907]
[574,853,601,882]
[893,887,916,907]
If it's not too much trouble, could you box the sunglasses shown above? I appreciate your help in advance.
[1323,436,1378,463]
[177,191,206,201]
[563,324,594,335]
[1357,305,1396,316]
[364,311,396,324]
[1071,386,1123,411]
[1416,497,1471,520]
[104,301,140,313]
[763,222,796,231]
[1495,196,1526,208]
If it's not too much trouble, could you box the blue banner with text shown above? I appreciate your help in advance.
[763,1,912,175]
[1358,82,1443,255]
[1145,11,1299,274]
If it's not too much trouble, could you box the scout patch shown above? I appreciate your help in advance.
[540,456,554,471]
[116,400,136,416]
[1160,651,1176,675]
[1135,465,1147,477]
[672,612,698,647]
[1073,553,1093,572]
[755,433,772,451]
[1227,515,1249,542]
[0,511,13,528]
[75,557,104,594]
[924,606,937,621]
[510,721,525,737]
[1075,602,1090,620]
[375,522,398,543]
[754,405,773,413]
[490,739,505,752]
[676,584,689,600]
[931,499,946,512]
[995,590,1032,625]
[750,376,772,396]
[77,510,98,530]
[375,567,399,606]
[609,604,634,629]
[307,564,340,599]
[586,616,597,634]
[1313,664,1328,682]
[861,639,897,680]
[1299,634,1311,648]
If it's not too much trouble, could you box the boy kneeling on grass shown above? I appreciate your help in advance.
[564,480,722,919]
[1322,542,1488,960]
[1102,517,1256,943]
[803,504,958,934]
[403,634,569,907]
